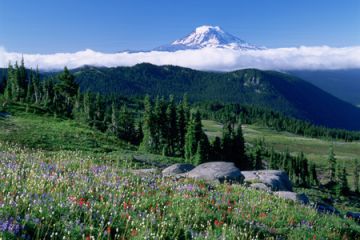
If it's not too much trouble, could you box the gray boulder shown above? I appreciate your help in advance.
[274,191,309,204]
[249,183,271,191]
[162,163,195,176]
[241,170,293,191]
[183,162,244,183]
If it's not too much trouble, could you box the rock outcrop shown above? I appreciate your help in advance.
[183,162,244,183]
[162,163,195,176]
[274,191,309,204]
[241,170,293,191]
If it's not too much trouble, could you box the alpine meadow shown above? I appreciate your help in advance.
[0,1,360,239]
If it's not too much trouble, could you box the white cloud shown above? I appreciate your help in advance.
[1,46,360,71]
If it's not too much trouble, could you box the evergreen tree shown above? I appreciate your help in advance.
[328,145,337,182]
[93,93,105,131]
[182,93,190,126]
[135,120,144,146]
[55,67,78,117]
[232,122,248,169]
[253,144,263,170]
[269,147,278,169]
[310,163,319,186]
[337,166,349,196]
[140,95,156,153]
[354,159,360,193]
[222,122,234,161]
[18,57,28,100]
[108,102,119,136]
[118,105,136,143]
[26,71,34,102]
[32,67,41,104]
[4,63,14,100]
[176,104,186,156]
[184,111,205,163]
[193,136,210,165]
[73,88,82,120]
[166,95,177,155]
[83,91,93,124]
[210,137,222,162]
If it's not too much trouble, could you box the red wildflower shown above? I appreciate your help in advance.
[214,219,224,227]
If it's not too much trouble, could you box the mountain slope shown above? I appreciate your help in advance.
[72,63,360,130]
[289,69,360,106]
[155,25,262,51]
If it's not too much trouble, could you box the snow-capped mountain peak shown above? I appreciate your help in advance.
[155,25,262,51]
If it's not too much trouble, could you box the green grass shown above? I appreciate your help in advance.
[0,103,129,152]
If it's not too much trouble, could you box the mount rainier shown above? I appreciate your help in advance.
[154,25,264,52]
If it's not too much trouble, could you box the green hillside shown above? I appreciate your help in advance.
[71,64,360,130]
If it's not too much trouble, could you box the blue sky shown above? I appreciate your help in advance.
[0,0,359,53]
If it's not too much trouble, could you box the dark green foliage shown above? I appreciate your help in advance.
[252,145,263,170]
[140,95,156,152]
[354,159,360,193]
[176,104,186,157]
[328,145,337,183]
[336,166,350,196]
[210,137,222,161]
[198,102,360,142]
[310,163,319,186]
[70,63,360,130]
[185,111,205,163]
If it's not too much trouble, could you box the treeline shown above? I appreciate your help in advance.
[198,102,360,141]
[0,62,142,145]
[247,139,318,187]
[138,95,252,169]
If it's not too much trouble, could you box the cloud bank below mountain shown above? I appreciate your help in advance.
[1,45,360,71]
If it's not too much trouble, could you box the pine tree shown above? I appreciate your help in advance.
[32,67,41,104]
[83,91,93,124]
[176,103,186,156]
[108,102,119,136]
[166,95,177,155]
[232,122,248,169]
[18,57,28,101]
[182,93,190,126]
[310,163,319,186]
[337,166,349,196]
[135,120,144,146]
[4,63,14,100]
[11,62,20,101]
[253,144,263,170]
[140,95,156,153]
[354,159,359,193]
[193,137,210,165]
[118,105,136,143]
[328,145,337,183]
[269,147,277,169]
[93,93,105,131]
[26,71,34,102]
[55,67,78,117]
[222,122,234,162]
[210,137,222,162]
[184,111,205,163]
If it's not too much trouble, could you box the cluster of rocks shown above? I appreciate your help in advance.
[132,161,359,222]
[161,162,310,204]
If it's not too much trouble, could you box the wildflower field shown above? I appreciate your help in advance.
[0,143,359,239]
